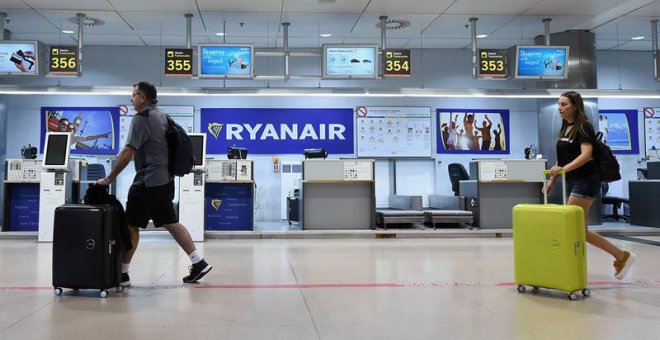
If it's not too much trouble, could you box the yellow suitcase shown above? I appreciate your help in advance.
[512,171,589,300]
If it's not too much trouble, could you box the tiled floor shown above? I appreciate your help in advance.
[0,236,659,340]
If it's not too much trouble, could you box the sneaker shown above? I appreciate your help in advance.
[120,272,132,287]
[614,251,637,280]
[183,259,212,283]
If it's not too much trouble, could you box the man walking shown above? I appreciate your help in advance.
[97,81,212,286]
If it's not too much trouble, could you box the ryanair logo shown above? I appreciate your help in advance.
[208,123,224,140]
[205,122,346,141]
[211,199,223,211]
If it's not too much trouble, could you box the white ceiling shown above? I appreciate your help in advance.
[0,0,658,50]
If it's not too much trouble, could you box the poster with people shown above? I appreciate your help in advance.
[598,110,639,155]
[40,107,120,155]
[436,109,509,154]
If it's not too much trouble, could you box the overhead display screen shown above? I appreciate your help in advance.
[198,44,254,78]
[323,45,378,79]
[48,46,79,76]
[515,46,569,80]
[0,41,39,75]
[383,49,411,77]
[478,49,506,79]
[165,48,193,77]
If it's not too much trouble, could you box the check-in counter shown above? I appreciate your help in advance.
[629,180,660,228]
[3,159,88,232]
[205,159,255,231]
[2,159,43,231]
[460,159,546,229]
[301,159,375,230]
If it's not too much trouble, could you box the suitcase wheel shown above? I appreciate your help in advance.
[116,286,125,293]
[582,289,591,297]
[54,287,63,296]
[568,292,578,301]
[99,290,108,298]
[516,285,526,293]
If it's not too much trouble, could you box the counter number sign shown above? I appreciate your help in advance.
[165,48,193,77]
[48,46,79,76]
[478,49,506,79]
[383,49,411,77]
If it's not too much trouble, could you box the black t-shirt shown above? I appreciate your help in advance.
[556,122,598,179]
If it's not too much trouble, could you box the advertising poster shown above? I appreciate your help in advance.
[356,106,431,157]
[324,46,377,77]
[516,46,568,78]
[40,107,120,155]
[0,41,38,75]
[201,108,354,155]
[598,110,639,154]
[437,109,510,154]
[199,45,253,77]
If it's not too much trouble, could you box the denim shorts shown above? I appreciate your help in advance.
[566,174,601,200]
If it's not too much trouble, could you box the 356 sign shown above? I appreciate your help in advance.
[48,46,79,76]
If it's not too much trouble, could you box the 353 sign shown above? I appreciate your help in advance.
[48,46,79,75]
[383,49,411,77]
[164,48,193,77]
[478,49,506,79]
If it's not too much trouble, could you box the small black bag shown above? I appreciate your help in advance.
[593,132,622,183]
[165,115,195,177]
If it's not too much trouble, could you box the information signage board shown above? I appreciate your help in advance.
[164,48,193,77]
[478,49,506,79]
[383,49,411,77]
[48,46,79,76]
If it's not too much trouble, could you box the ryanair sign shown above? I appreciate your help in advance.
[201,108,354,154]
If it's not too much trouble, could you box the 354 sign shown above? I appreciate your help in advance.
[164,48,193,77]
[383,49,411,77]
[48,46,79,76]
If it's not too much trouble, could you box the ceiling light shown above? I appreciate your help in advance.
[476,34,488,39]
[320,33,332,38]
[215,32,225,36]
[632,36,645,40]
[61,30,75,34]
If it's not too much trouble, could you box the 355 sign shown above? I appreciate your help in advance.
[164,48,193,77]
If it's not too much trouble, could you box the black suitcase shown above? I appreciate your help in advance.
[52,204,123,298]
[287,197,299,224]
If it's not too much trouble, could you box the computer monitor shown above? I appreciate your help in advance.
[227,146,248,160]
[648,161,660,180]
[42,132,71,170]
[188,133,207,169]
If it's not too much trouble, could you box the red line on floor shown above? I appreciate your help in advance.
[1,280,660,291]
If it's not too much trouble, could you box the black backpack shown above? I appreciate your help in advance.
[593,132,622,183]
[165,115,194,177]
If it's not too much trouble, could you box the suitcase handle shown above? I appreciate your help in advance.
[543,170,566,205]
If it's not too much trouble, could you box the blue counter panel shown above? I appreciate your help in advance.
[205,183,253,231]
[8,183,40,231]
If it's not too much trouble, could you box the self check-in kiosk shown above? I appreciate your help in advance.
[179,133,206,242]
[38,132,73,242]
